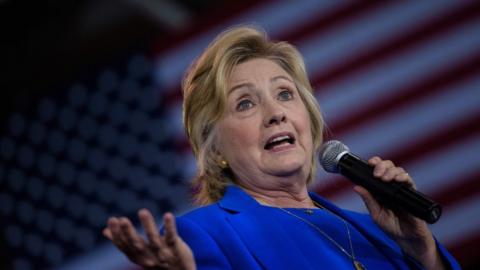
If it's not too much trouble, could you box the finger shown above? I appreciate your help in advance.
[119,218,165,268]
[395,171,416,189]
[396,171,410,181]
[108,217,124,247]
[119,217,148,252]
[117,217,156,263]
[108,216,159,267]
[108,217,119,232]
[382,166,405,181]
[116,217,137,247]
[163,212,178,247]
[353,185,381,218]
[103,227,113,240]
[109,217,139,257]
[368,156,381,166]
[138,209,165,253]
[373,159,394,178]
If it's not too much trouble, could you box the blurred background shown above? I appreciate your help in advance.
[0,0,479,269]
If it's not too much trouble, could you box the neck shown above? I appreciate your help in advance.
[240,184,316,209]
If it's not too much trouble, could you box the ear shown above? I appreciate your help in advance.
[210,129,224,158]
[219,159,229,169]
[214,149,229,169]
[206,140,224,168]
[205,124,228,169]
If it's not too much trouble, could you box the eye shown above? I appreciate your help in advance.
[278,89,293,101]
[236,99,254,111]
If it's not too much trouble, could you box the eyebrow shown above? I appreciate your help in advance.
[228,75,294,96]
[228,83,254,96]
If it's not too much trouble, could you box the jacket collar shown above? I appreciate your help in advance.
[218,185,314,270]
[218,184,261,212]
[218,185,411,269]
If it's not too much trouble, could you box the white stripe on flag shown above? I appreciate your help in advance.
[316,18,480,124]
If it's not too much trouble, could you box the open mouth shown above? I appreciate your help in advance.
[264,133,296,150]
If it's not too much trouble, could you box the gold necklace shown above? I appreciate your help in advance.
[277,205,366,270]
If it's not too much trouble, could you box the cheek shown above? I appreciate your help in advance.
[218,121,259,155]
[233,126,259,150]
[298,112,314,148]
[299,113,311,132]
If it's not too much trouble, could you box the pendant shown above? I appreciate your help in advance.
[354,260,366,270]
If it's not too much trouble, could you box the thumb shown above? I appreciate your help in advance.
[354,185,381,217]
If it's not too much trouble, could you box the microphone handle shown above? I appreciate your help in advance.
[338,153,442,224]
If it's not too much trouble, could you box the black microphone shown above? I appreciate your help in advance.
[319,140,442,224]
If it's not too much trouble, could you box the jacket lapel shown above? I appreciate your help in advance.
[309,192,413,269]
[218,186,314,270]
[217,186,414,269]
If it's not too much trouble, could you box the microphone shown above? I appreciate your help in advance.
[319,140,442,224]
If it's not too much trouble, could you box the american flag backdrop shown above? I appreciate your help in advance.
[152,1,480,267]
[0,1,479,269]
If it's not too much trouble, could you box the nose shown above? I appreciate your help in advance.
[263,102,286,127]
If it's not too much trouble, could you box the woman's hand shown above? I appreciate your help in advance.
[353,156,445,270]
[103,209,196,270]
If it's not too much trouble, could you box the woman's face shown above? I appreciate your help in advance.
[216,58,313,188]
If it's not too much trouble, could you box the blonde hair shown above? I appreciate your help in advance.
[182,25,324,205]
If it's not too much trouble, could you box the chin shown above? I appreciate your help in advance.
[264,159,307,176]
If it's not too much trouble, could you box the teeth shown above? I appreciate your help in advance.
[271,135,290,143]
[264,134,295,150]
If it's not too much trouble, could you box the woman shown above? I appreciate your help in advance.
[103,26,460,269]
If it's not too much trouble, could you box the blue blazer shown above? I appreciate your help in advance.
[176,186,460,269]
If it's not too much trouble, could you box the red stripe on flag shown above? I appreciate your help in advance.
[316,115,480,198]
[433,171,480,208]
[327,53,480,138]
[448,230,480,268]
[277,0,386,42]
[311,1,480,89]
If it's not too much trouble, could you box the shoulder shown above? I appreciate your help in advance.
[177,185,259,227]
[175,202,231,235]
[173,204,234,269]
[174,204,229,250]
[178,203,226,223]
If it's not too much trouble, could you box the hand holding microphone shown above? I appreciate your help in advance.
[319,140,441,224]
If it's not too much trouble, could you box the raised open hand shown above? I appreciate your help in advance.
[103,209,195,270]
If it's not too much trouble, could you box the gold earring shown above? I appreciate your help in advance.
[220,160,228,169]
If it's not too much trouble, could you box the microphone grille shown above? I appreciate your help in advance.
[319,140,349,173]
